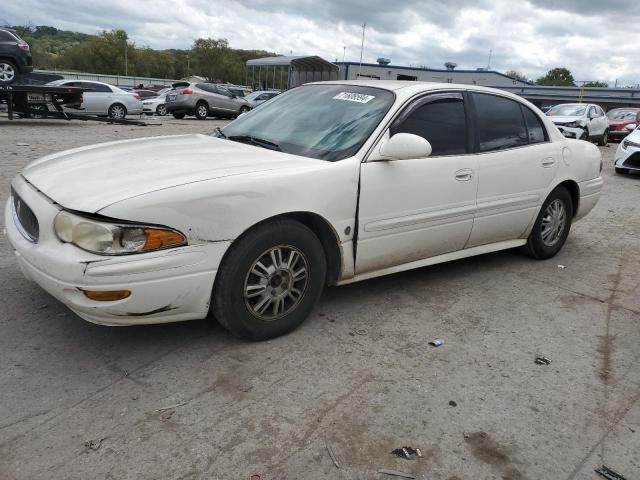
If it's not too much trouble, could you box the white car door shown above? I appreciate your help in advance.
[81,82,114,115]
[466,92,560,247]
[356,92,478,274]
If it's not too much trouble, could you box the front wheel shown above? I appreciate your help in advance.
[212,219,327,341]
[236,106,251,117]
[156,104,167,116]
[522,186,573,259]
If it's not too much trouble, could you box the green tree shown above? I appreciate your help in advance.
[536,67,576,86]
[190,38,243,83]
[582,81,608,88]
[504,70,529,82]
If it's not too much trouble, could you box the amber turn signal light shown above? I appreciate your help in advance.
[83,290,131,301]
[143,229,186,251]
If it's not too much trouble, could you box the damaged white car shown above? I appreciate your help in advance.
[6,81,603,340]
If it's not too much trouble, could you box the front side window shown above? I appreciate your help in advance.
[391,94,468,156]
[220,84,395,161]
[472,93,528,152]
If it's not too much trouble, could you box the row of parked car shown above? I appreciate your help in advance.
[38,78,280,120]
[545,103,640,143]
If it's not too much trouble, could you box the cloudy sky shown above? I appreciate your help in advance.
[2,0,639,85]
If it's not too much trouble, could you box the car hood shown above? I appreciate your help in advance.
[549,115,582,124]
[21,134,318,213]
[625,128,640,142]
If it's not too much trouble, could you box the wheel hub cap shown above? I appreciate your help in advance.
[244,246,309,321]
[541,199,566,247]
[0,63,15,82]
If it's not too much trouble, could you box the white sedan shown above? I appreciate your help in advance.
[5,81,603,340]
[614,126,640,174]
[47,79,143,119]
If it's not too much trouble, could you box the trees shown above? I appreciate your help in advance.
[504,70,529,82]
[582,81,609,88]
[536,68,576,86]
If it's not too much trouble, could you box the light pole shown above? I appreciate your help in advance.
[124,39,128,76]
[358,23,366,78]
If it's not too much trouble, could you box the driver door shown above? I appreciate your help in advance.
[355,92,478,274]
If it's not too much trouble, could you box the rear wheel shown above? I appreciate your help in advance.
[598,130,608,146]
[0,60,17,84]
[582,128,590,141]
[522,186,573,259]
[212,219,326,341]
[615,167,629,175]
[237,106,251,117]
[156,104,167,116]
[172,112,185,119]
[195,102,209,120]
[108,103,127,119]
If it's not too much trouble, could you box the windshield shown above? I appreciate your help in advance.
[218,84,395,161]
[547,104,587,117]
[245,92,261,101]
[607,110,637,120]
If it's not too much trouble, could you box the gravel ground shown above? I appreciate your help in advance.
[0,115,639,480]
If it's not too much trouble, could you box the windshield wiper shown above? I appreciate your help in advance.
[214,127,227,138]
[228,135,281,151]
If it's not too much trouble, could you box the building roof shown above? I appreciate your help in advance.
[247,56,339,71]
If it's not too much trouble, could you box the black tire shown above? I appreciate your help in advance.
[0,59,18,84]
[522,186,573,259]
[172,112,185,119]
[236,106,250,117]
[582,128,590,141]
[598,130,608,146]
[108,103,127,119]
[212,219,327,341]
[156,104,167,116]
[194,101,209,120]
[615,167,629,175]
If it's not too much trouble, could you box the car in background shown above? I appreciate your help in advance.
[244,90,280,108]
[6,81,603,340]
[46,79,143,119]
[134,89,160,100]
[0,27,33,84]
[539,105,555,114]
[614,126,640,175]
[165,82,251,120]
[142,87,172,116]
[546,103,609,145]
[606,108,640,141]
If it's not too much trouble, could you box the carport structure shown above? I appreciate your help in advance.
[246,56,339,91]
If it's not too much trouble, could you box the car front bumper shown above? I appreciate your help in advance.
[554,125,587,140]
[5,176,230,326]
[614,142,640,171]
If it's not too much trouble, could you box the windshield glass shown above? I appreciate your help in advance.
[245,92,261,101]
[547,104,587,117]
[607,110,637,120]
[219,84,395,161]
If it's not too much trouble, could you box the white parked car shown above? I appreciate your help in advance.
[546,103,609,144]
[614,126,640,174]
[5,81,603,340]
[142,87,171,116]
[46,79,143,119]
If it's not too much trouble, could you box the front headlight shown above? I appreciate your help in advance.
[565,121,582,128]
[54,211,186,255]
[622,139,640,150]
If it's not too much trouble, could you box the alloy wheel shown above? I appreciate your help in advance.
[244,245,309,321]
[541,199,566,247]
[0,62,16,83]
[110,105,125,119]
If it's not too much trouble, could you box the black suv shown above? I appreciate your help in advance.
[0,28,33,84]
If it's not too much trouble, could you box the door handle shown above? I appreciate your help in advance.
[541,158,556,168]
[455,169,473,181]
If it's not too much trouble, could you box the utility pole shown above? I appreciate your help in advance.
[124,40,128,76]
[486,49,492,70]
[186,54,190,77]
[342,46,346,62]
[358,23,366,78]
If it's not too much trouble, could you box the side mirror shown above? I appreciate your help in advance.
[378,133,432,161]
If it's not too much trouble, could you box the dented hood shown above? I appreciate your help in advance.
[21,134,315,213]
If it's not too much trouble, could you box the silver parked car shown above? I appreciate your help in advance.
[244,90,280,108]
[165,83,251,120]
[141,87,172,116]
[46,80,143,119]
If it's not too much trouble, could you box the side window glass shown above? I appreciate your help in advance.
[472,93,528,152]
[522,107,547,144]
[391,95,468,156]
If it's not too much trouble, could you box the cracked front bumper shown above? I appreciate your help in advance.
[5,176,230,326]
[554,125,586,139]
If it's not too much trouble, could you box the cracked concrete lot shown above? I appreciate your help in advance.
[0,116,639,480]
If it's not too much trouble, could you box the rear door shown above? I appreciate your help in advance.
[80,82,113,114]
[356,92,478,274]
[466,92,560,247]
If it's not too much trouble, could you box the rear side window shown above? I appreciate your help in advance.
[0,31,16,42]
[391,94,468,156]
[522,107,547,144]
[472,93,528,152]
[82,82,111,93]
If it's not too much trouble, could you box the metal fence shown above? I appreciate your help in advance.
[34,69,180,88]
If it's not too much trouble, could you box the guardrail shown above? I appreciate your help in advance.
[34,70,180,88]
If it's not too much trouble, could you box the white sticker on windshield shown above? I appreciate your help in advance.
[333,92,375,103]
